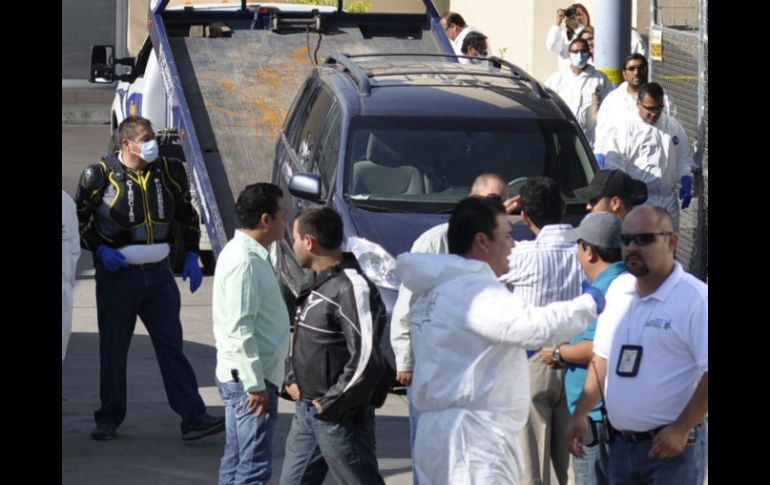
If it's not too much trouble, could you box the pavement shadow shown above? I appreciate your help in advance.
[63,332,412,485]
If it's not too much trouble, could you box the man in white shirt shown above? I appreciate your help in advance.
[603,83,695,228]
[440,11,480,63]
[594,54,649,160]
[566,205,707,485]
[62,189,80,363]
[545,38,614,147]
[396,197,605,485]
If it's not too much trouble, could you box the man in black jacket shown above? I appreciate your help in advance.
[279,207,388,485]
[76,116,223,441]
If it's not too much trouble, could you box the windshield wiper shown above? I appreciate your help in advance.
[349,201,409,213]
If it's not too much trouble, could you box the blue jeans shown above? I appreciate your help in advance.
[217,379,279,485]
[407,386,421,485]
[573,419,609,485]
[94,264,206,429]
[608,424,706,485]
[279,400,384,485]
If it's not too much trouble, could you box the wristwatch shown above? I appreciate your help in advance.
[553,345,564,364]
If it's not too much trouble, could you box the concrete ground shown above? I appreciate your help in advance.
[62,266,413,485]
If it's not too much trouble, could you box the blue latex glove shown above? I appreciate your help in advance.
[679,175,692,209]
[582,280,605,314]
[96,245,129,272]
[594,153,606,169]
[182,251,203,294]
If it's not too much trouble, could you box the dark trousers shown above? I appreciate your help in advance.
[94,264,206,429]
[280,400,384,485]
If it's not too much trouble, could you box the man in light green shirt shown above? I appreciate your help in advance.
[212,183,290,485]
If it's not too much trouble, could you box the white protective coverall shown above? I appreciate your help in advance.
[396,253,598,485]
[62,190,80,363]
[604,113,695,228]
[545,65,613,147]
[594,82,676,155]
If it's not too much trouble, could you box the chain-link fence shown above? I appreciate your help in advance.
[649,0,707,280]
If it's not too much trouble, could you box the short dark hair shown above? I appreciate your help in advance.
[624,53,648,70]
[519,177,564,228]
[294,207,344,251]
[448,197,505,255]
[638,82,665,103]
[442,11,467,28]
[461,31,488,54]
[579,240,622,263]
[235,183,283,230]
[569,38,588,51]
[118,116,153,142]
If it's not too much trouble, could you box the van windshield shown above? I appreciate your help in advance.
[345,116,595,212]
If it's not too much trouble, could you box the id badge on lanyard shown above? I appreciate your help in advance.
[616,344,643,377]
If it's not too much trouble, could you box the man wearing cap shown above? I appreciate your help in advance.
[603,83,695,229]
[538,212,625,485]
[575,169,648,221]
[566,205,707,484]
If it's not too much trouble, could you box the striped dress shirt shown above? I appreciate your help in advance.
[499,224,586,346]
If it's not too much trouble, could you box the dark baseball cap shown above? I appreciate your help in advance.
[575,170,648,206]
[565,212,622,249]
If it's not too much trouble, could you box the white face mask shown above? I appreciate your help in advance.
[129,139,159,163]
[570,51,590,69]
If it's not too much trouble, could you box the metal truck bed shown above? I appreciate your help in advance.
[168,20,449,243]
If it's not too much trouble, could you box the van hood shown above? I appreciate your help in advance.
[345,206,449,258]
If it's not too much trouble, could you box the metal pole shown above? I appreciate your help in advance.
[698,0,708,279]
[595,0,631,85]
[648,0,657,81]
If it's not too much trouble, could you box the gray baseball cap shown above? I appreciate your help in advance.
[565,212,622,249]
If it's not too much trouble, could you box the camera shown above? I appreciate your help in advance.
[564,7,577,18]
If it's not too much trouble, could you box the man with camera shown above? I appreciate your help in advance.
[546,6,586,70]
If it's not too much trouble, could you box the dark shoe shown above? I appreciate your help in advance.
[181,414,225,441]
[91,422,118,441]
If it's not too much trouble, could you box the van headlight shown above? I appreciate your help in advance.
[344,237,400,290]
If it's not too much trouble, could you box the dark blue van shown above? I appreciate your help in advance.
[271,54,598,367]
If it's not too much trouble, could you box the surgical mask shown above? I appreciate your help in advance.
[470,57,483,65]
[570,51,589,69]
[129,139,159,162]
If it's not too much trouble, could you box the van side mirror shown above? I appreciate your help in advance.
[90,45,115,83]
[288,173,323,203]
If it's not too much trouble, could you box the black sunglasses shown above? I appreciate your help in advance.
[640,104,665,114]
[620,232,672,246]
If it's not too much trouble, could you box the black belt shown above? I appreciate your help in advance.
[128,258,168,271]
[611,425,665,443]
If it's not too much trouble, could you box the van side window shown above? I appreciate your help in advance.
[289,85,335,171]
[311,105,342,197]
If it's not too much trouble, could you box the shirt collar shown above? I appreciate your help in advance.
[594,261,627,287]
[625,261,683,300]
[234,230,269,260]
[534,224,574,241]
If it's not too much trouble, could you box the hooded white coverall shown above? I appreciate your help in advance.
[62,190,80,363]
[604,113,695,228]
[396,253,598,485]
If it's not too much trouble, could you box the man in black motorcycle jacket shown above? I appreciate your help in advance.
[279,207,390,485]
